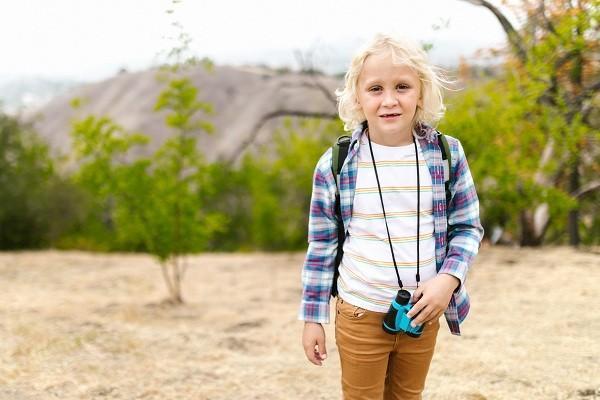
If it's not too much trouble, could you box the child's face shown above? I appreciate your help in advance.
[356,51,422,141]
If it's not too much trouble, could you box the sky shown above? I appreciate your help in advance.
[0,0,513,83]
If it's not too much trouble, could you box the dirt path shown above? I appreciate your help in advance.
[0,246,598,399]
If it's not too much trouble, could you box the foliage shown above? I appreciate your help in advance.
[453,0,599,245]
[201,118,343,251]
[240,118,343,250]
[0,113,86,249]
[440,78,579,242]
[69,77,221,302]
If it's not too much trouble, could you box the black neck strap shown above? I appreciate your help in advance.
[366,129,421,290]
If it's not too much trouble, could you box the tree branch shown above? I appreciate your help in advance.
[278,79,337,106]
[566,79,600,121]
[572,180,600,199]
[303,78,338,106]
[554,49,580,71]
[160,262,176,299]
[226,110,339,164]
[459,0,528,63]
[539,0,558,36]
[576,80,600,106]
[221,75,339,164]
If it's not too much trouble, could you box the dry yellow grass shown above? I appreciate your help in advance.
[0,246,598,399]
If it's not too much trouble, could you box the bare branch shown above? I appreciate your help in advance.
[459,0,528,63]
[572,180,600,199]
[539,0,558,36]
[225,109,339,164]
[534,138,555,186]
[566,79,600,121]
[554,49,580,71]
[278,80,337,106]
[221,68,340,165]
[160,262,176,299]
[303,78,338,106]
[171,257,182,303]
[576,80,600,105]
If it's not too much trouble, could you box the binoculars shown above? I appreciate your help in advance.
[382,289,424,337]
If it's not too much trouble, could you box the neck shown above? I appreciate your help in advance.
[366,128,413,146]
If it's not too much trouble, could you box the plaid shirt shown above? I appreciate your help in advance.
[298,123,484,335]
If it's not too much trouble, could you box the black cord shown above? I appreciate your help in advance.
[415,135,421,287]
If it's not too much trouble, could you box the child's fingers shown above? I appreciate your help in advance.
[302,323,325,366]
[316,337,327,361]
[411,287,423,304]
[302,340,323,365]
[410,305,434,327]
[304,344,322,366]
[406,297,426,318]
[310,350,323,366]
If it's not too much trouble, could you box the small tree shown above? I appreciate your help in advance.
[151,76,225,303]
[70,75,224,304]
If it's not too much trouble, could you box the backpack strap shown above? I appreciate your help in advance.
[330,135,351,297]
[332,135,351,191]
[437,132,452,209]
[437,131,457,259]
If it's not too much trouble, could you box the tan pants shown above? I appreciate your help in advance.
[335,297,440,400]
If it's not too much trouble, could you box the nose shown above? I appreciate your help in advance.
[381,90,398,107]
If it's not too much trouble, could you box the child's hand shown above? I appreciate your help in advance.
[302,322,327,366]
[406,274,460,327]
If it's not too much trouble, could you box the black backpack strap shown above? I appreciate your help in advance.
[437,132,452,211]
[436,131,456,258]
[330,135,351,298]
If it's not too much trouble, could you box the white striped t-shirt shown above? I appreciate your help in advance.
[338,134,437,313]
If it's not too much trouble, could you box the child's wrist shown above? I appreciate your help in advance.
[437,273,460,290]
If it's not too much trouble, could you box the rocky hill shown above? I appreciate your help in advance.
[23,65,342,163]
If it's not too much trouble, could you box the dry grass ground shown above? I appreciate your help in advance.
[0,246,598,400]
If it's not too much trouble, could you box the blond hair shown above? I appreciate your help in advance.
[336,33,450,132]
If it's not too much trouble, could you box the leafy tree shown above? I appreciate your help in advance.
[70,75,223,304]
[441,77,578,244]
[456,0,599,246]
[0,112,85,248]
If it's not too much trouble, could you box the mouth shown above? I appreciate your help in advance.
[380,113,401,119]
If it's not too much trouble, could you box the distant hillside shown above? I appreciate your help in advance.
[22,65,341,163]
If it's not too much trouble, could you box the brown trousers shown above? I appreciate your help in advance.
[335,297,440,400]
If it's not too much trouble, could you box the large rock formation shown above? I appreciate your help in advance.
[23,65,341,163]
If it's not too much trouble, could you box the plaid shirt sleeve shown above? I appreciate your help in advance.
[298,148,338,324]
[439,138,485,289]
